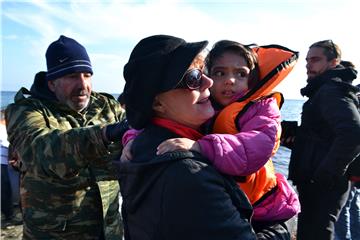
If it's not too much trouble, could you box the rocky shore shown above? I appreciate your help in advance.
[1,206,22,240]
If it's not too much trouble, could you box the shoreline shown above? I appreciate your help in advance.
[1,206,298,240]
[1,206,23,239]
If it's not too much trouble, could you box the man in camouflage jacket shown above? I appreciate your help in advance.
[5,35,127,239]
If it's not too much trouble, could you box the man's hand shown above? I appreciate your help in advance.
[103,119,130,143]
[280,120,298,149]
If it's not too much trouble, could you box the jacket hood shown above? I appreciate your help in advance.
[301,66,359,97]
[337,66,357,83]
[30,71,58,101]
[116,124,206,213]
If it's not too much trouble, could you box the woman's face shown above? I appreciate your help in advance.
[209,51,250,107]
[153,54,215,130]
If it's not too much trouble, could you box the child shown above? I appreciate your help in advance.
[123,40,300,239]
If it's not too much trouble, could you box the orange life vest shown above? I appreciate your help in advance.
[214,93,283,205]
[211,44,298,205]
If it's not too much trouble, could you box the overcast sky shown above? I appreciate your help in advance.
[1,0,359,99]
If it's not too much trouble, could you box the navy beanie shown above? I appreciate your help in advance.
[45,35,93,81]
[123,35,208,129]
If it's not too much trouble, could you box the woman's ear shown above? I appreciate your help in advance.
[152,96,165,114]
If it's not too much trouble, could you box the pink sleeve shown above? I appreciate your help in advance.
[197,97,281,176]
[122,128,142,146]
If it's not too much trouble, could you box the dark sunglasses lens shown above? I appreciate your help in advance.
[184,69,202,89]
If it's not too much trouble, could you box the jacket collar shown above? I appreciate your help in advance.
[301,65,358,97]
[30,71,58,101]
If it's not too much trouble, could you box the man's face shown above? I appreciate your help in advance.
[305,47,337,80]
[48,72,92,112]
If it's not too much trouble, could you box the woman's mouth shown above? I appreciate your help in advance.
[197,96,210,104]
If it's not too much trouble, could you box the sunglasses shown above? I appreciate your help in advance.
[176,68,203,90]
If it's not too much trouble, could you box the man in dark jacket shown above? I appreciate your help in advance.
[287,40,360,239]
[334,81,360,240]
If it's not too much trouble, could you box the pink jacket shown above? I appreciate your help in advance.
[197,97,300,221]
[198,97,280,176]
[254,173,300,221]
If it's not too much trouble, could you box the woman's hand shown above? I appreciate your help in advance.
[120,139,134,162]
[157,138,201,155]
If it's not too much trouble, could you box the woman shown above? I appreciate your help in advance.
[118,34,256,240]
[156,40,299,239]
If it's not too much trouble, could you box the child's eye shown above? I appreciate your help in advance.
[212,70,224,77]
[236,71,248,78]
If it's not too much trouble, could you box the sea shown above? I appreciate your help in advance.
[0,90,305,178]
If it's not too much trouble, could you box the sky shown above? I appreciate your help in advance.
[1,0,359,100]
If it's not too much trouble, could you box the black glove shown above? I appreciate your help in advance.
[104,119,130,143]
[280,120,298,149]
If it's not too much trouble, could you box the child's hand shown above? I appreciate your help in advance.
[157,138,200,155]
[121,139,134,162]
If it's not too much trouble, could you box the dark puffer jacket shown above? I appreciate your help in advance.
[117,124,257,240]
[288,66,360,188]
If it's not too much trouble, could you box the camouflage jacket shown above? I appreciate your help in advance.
[6,87,125,239]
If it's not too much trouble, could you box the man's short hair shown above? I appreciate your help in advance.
[310,40,341,61]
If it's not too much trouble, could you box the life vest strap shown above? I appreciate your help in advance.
[252,184,278,207]
[213,92,284,134]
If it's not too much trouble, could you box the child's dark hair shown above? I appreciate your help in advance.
[205,40,260,90]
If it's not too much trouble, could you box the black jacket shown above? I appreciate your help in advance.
[288,66,360,187]
[117,124,256,240]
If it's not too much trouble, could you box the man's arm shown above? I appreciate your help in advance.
[5,101,111,178]
[314,87,360,186]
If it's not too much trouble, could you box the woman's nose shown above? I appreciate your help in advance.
[200,74,213,91]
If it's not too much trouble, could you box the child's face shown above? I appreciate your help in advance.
[209,51,250,107]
